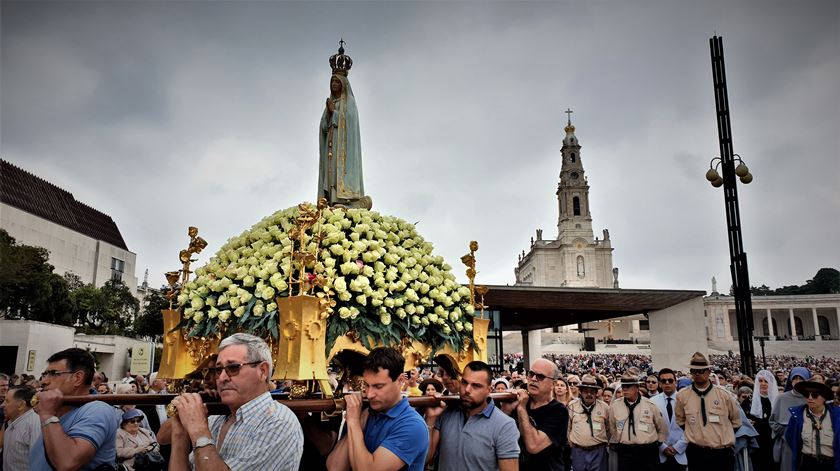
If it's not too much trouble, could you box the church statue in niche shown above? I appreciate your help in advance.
[576,255,585,277]
[318,40,372,209]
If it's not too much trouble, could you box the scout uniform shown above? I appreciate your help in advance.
[608,373,667,471]
[784,380,838,471]
[674,352,741,470]
[567,375,610,471]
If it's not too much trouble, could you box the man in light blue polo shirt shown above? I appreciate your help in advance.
[425,361,520,471]
[29,348,120,471]
[327,347,429,471]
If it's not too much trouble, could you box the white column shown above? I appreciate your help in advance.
[812,308,822,341]
[789,308,798,341]
[527,330,542,365]
[836,307,840,340]
[766,309,775,340]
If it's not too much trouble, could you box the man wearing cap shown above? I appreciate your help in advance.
[650,368,688,471]
[608,372,667,471]
[674,352,741,470]
[784,379,838,471]
[567,374,610,471]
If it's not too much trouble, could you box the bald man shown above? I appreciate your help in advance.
[504,358,569,471]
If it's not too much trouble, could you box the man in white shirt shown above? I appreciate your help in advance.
[650,368,687,471]
[2,385,42,471]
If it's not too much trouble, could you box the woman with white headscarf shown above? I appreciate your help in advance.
[749,370,779,470]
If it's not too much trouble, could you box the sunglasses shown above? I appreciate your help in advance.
[202,361,262,378]
[125,418,143,424]
[660,378,675,384]
[40,370,78,378]
[804,392,824,399]
[568,382,580,386]
[526,370,553,382]
[690,369,710,375]
[646,380,658,383]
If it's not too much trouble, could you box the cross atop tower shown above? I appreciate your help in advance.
[564,108,573,125]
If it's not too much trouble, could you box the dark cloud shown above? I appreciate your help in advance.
[2,1,838,294]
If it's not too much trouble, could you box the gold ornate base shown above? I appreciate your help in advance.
[158,309,220,380]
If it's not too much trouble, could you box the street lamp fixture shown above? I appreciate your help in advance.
[706,154,753,187]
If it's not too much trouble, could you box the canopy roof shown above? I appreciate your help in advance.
[483,285,705,331]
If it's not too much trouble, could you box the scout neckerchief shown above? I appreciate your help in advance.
[692,383,713,426]
[581,400,596,436]
[806,407,827,458]
[624,396,641,437]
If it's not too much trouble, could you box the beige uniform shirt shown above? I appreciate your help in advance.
[801,409,834,458]
[608,396,667,445]
[568,398,610,447]
[675,384,741,448]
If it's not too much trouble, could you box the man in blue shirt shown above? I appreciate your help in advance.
[327,347,429,471]
[30,348,120,471]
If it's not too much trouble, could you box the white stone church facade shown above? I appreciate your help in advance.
[515,115,616,289]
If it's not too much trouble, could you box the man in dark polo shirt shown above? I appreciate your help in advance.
[425,360,520,470]
[503,358,569,471]
[327,347,429,471]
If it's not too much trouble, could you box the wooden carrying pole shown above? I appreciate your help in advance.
[53,392,519,415]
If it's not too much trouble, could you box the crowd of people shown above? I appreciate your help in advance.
[0,345,837,471]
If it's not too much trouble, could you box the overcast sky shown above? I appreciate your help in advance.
[2,0,838,295]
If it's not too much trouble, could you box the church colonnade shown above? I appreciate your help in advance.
[705,294,840,342]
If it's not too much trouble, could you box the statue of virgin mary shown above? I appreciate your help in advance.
[319,43,370,208]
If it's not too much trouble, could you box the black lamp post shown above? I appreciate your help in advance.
[708,36,757,377]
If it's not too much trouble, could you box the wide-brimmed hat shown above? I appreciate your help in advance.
[579,374,602,390]
[620,372,640,387]
[687,352,711,370]
[121,408,144,424]
[793,380,833,401]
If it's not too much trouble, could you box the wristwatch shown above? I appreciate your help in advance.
[41,416,60,428]
[194,436,215,449]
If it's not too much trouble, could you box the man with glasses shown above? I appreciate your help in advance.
[567,374,610,471]
[650,368,687,471]
[168,333,303,470]
[29,348,120,471]
[608,372,667,471]
[503,358,569,470]
[675,352,741,470]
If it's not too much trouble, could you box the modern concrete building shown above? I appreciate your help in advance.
[0,159,138,294]
[0,319,148,381]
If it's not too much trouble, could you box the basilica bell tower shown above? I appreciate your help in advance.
[515,109,615,288]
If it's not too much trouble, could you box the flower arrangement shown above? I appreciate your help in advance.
[177,203,476,354]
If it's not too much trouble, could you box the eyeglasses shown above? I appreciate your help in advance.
[125,418,143,424]
[202,361,262,378]
[646,380,658,384]
[568,382,580,386]
[41,370,78,378]
[805,392,824,399]
[660,378,675,384]
[526,370,553,382]
[690,369,710,375]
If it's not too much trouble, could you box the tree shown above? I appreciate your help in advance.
[750,267,839,296]
[803,268,840,294]
[133,286,169,341]
[71,279,138,335]
[0,229,73,325]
